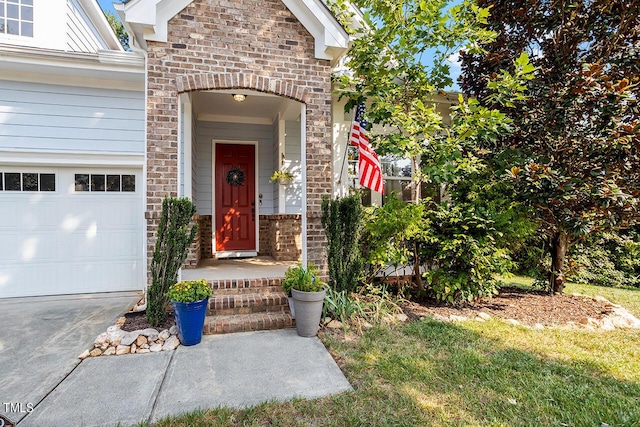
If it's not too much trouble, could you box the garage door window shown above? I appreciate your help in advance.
[75,174,135,192]
[0,172,55,191]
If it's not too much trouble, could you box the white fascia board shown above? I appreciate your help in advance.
[0,44,144,85]
[118,0,192,48]
[281,0,349,62]
[120,0,350,63]
[77,0,124,51]
[0,148,144,167]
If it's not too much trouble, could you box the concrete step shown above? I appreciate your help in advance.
[207,292,290,316]
[204,312,295,335]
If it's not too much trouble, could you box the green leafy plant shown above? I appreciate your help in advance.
[282,263,326,293]
[269,169,294,183]
[166,279,212,303]
[323,288,364,324]
[147,197,197,327]
[421,201,513,304]
[321,195,364,293]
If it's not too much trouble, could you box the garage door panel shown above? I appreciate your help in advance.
[0,167,143,298]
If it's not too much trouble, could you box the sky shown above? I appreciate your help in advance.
[97,0,117,15]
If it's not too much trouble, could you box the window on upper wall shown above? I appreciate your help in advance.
[0,0,33,37]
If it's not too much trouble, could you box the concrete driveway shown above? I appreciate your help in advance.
[0,292,140,424]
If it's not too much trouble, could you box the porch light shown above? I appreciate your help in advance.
[232,94,247,102]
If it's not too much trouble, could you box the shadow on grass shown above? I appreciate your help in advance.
[153,320,639,427]
[359,320,640,426]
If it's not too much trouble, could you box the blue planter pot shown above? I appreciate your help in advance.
[172,298,208,346]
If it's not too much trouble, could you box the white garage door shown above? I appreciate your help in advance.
[0,166,143,298]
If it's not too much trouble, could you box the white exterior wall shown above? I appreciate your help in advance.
[284,120,302,214]
[66,0,109,52]
[193,120,275,215]
[0,80,145,154]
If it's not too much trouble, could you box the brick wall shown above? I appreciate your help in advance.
[259,214,302,261]
[145,0,332,282]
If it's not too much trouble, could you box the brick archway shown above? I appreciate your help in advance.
[176,73,310,104]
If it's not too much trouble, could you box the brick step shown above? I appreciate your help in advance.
[207,292,290,316]
[211,285,284,295]
[208,277,283,292]
[204,312,294,335]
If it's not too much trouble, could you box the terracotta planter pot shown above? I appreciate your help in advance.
[291,286,327,337]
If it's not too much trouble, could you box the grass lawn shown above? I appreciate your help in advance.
[154,282,640,427]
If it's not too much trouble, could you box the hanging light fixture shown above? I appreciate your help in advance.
[232,94,247,102]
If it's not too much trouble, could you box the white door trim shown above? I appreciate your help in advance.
[211,139,259,258]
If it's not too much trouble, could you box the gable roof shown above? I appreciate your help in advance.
[115,0,350,64]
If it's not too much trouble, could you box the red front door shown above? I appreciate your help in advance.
[215,143,256,252]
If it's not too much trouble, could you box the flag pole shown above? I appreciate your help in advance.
[337,108,357,187]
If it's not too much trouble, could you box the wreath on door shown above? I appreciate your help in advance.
[226,167,246,186]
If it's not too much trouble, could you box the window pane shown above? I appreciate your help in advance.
[22,172,38,191]
[0,7,4,18]
[5,172,20,191]
[381,156,411,177]
[106,175,120,192]
[0,20,4,33]
[22,0,33,5]
[20,20,30,36]
[40,174,55,192]
[383,180,413,203]
[91,174,105,191]
[21,5,31,21]
[7,18,18,34]
[122,175,135,192]
[75,174,89,192]
[6,3,17,18]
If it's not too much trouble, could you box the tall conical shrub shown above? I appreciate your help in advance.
[146,197,197,326]
[321,195,363,293]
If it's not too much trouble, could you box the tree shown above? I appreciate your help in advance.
[105,11,129,51]
[460,0,640,293]
[339,0,533,296]
[147,197,197,327]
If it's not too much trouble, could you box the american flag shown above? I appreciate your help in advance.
[349,103,384,194]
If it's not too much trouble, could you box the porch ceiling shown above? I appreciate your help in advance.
[193,90,301,124]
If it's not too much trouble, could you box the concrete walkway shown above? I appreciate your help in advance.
[18,330,352,426]
[0,292,141,424]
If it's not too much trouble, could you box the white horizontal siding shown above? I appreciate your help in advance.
[193,120,275,215]
[0,80,144,153]
[66,0,109,52]
[285,120,302,214]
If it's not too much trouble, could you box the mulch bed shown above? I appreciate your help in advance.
[120,311,175,332]
[401,286,613,326]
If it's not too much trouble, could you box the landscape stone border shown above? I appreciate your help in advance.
[424,294,640,331]
[78,317,180,359]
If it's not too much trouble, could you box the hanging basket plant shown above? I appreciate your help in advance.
[270,169,294,185]
[226,167,246,186]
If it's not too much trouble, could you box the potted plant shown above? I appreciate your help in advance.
[166,279,211,346]
[283,263,327,337]
[270,169,294,185]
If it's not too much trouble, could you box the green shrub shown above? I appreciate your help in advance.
[570,231,640,288]
[361,196,425,283]
[282,263,325,293]
[421,201,513,304]
[321,195,363,292]
[147,197,197,326]
[323,288,364,324]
